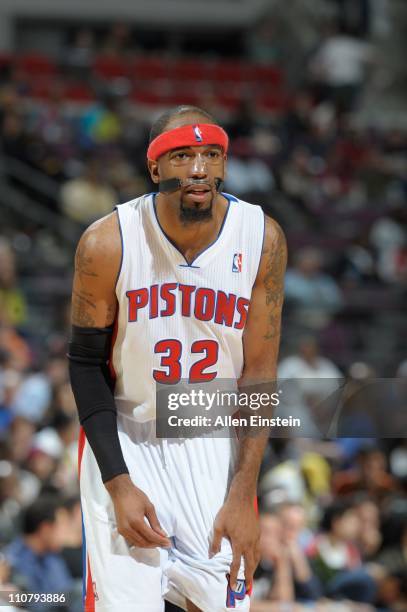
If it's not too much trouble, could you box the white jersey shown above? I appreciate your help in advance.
[112,192,265,422]
[80,191,264,611]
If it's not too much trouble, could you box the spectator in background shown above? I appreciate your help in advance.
[64,28,96,75]
[101,23,132,57]
[56,496,82,582]
[253,509,320,607]
[25,429,63,492]
[245,18,281,65]
[105,149,148,202]
[0,461,21,545]
[375,512,407,588]
[278,336,343,437]
[277,502,320,600]
[284,247,343,330]
[52,412,79,495]
[308,20,375,112]
[253,511,295,602]
[224,148,274,197]
[353,495,382,560]
[0,318,31,372]
[11,369,51,425]
[32,81,74,181]
[279,336,342,380]
[369,198,407,285]
[0,367,21,437]
[333,447,397,504]
[8,417,36,467]
[0,239,27,328]
[5,496,74,610]
[0,111,27,163]
[5,417,41,508]
[60,155,117,225]
[0,553,20,608]
[306,499,377,603]
[78,95,123,148]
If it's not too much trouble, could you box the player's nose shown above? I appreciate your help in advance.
[189,153,208,177]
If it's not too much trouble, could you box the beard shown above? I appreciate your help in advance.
[179,194,214,225]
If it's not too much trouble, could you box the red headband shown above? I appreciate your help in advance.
[147,123,229,161]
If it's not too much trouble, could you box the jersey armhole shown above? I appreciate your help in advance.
[114,206,125,292]
[251,210,266,290]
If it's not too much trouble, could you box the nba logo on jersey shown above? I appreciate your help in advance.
[193,125,203,142]
[232,253,242,273]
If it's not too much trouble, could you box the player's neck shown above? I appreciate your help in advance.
[155,193,229,262]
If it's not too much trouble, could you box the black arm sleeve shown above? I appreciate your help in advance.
[68,325,129,483]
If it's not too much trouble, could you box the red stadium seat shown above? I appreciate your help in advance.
[130,89,163,106]
[64,82,96,103]
[93,54,129,79]
[162,91,201,107]
[15,53,57,76]
[27,76,55,99]
[130,56,171,81]
[257,92,290,112]
[216,92,241,111]
[248,64,284,87]
[0,53,12,70]
[209,60,247,83]
[171,59,209,82]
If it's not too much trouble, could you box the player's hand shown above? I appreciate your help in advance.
[105,474,171,549]
[210,493,260,591]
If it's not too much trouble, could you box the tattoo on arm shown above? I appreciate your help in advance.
[262,223,286,340]
[72,240,117,327]
[71,289,96,326]
[75,241,99,285]
[72,239,99,327]
[106,303,116,324]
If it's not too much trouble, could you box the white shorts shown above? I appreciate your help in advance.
[79,418,251,612]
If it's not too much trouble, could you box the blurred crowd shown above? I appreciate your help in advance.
[0,1,406,610]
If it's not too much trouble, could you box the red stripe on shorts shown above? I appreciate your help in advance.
[85,555,96,611]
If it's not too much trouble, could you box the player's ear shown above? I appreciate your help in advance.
[147,160,160,184]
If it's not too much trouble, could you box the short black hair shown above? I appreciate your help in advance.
[21,495,62,535]
[149,105,218,143]
[61,495,81,513]
[320,499,354,532]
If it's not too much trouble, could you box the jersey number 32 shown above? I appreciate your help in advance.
[153,339,218,384]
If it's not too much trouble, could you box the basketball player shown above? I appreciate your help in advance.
[68,105,287,611]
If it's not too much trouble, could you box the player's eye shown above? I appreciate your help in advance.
[207,150,221,159]
[173,151,190,160]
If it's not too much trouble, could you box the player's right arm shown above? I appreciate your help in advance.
[69,211,170,549]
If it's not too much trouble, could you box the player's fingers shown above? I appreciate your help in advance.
[136,519,171,547]
[209,525,223,557]
[118,526,156,549]
[243,550,255,587]
[254,539,261,567]
[229,549,242,590]
[145,503,169,538]
[128,536,158,549]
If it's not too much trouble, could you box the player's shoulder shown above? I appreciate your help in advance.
[262,213,287,257]
[225,192,262,214]
[253,213,287,286]
[76,210,121,263]
[225,193,286,256]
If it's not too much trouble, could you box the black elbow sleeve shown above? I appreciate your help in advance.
[68,325,129,483]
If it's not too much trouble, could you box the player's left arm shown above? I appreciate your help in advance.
[210,215,287,590]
